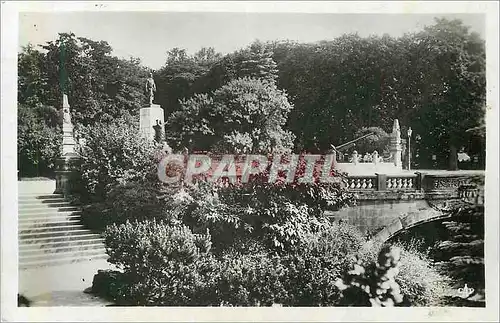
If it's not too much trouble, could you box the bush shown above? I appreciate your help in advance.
[98,217,366,306]
[281,222,365,306]
[104,220,216,306]
[214,252,288,306]
[81,181,178,231]
[211,222,365,306]
[359,241,451,306]
[174,175,355,254]
[395,242,451,306]
[74,119,159,203]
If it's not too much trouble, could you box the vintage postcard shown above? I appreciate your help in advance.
[1,1,498,322]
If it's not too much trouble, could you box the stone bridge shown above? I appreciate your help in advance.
[327,170,485,243]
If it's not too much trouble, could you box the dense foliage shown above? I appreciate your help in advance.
[18,17,484,306]
[17,104,61,177]
[430,205,485,295]
[167,77,295,154]
[75,118,158,203]
[18,33,150,177]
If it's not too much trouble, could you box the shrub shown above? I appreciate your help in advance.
[359,241,451,306]
[395,242,451,306]
[75,118,159,203]
[81,181,178,231]
[336,245,404,307]
[281,222,365,306]
[214,252,288,306]
[97,215,367,306]
[175,175,355,254]
[104,219,217,306]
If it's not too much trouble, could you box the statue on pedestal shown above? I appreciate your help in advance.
[145,73,156,106]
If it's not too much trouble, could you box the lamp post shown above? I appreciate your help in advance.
[407,127,413,171]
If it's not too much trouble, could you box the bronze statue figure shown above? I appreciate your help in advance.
[145,73,156,105]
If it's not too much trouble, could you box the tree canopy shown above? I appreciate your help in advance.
[18,18,486,175]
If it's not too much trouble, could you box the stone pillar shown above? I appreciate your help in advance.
[139,104,164,141]
[415,172,426,191]
[375,173,387,191]
[54,94,80,195]
[390,119,402,169]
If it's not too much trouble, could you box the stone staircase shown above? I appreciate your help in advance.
[19,192,107,269]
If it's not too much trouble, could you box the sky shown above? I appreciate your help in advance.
[19,12,485,70]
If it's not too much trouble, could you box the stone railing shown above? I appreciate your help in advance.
[343,175,377,190]
[385,175,415,190]
[345,171,485,202]
[345,173,418,192]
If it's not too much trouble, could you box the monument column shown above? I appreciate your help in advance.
[390,119,402,169]
[140,73,164,141]
[54,94,81,195]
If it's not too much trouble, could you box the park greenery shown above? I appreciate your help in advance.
[17,18,485,306]
[18,18,485,177]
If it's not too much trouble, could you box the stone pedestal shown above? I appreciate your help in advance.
[139,104,164,141]
[54,154,80,195]
[54,94,81,195]
[390,119,402,168]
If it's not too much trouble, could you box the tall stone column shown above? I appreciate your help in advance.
[390,119,402,169]
[54,94,80,195]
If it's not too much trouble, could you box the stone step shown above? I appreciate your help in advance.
[18,197,68,204]
[19,209,82,221]
[20,233,102,245]
[20,242,105,256]
[19,224,85,235]
[18,212,82,220]
[19,202,73,209]
[18,194,64,200]
[19,206,80,215]
[19,229,93,239]
[19,212,82,222]
[19,252,109,270]
[20,247,106,262]
[19,238,105,251]
[19,219,82,229]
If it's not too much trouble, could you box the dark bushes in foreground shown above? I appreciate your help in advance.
[93,218,450,307]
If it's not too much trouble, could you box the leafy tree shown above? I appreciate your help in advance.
[167,77,295,154]
[352,127,391,156]
[18,45,49,107]
[154,47,222,120]
[197,40,280,94]
[22,33,150,126]
[402,19,485,170]
[17,104,61,177]
[272,35,405,153]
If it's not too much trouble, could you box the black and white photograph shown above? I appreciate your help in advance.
[1,1,499,322]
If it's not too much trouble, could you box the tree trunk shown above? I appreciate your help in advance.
[448,144,458,170]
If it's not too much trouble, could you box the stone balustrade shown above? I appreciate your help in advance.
[343,176,377,190]
[344,170,485,203]
[386,175,415,190]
